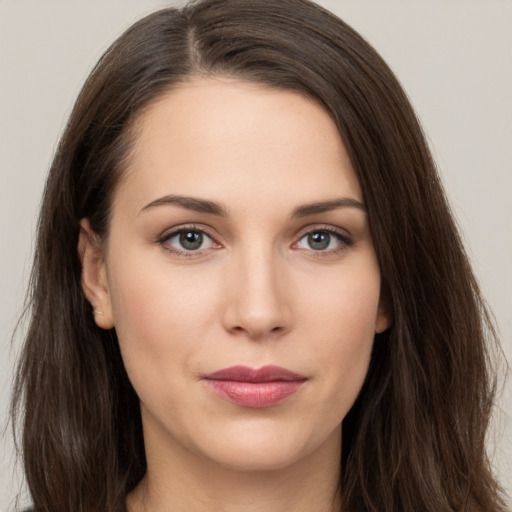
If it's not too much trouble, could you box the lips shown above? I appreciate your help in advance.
[205,365,306,383]
[202,365,307,408]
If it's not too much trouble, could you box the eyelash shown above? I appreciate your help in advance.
[294,226,353,257]
[158,224,220,258]
[157,224,353,258]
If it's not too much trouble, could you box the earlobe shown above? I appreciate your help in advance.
[78,219,115,329]
[375,292,392,334]
[375,311,391,334]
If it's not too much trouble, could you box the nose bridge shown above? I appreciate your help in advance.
[222,241,291,339]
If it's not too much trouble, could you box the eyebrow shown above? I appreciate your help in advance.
[139,194,366,217]
[139,195,228,216]
[291,197,366,217]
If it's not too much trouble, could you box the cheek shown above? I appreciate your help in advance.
[107,238,381,429]
[300,256,381,343]
[299,260,380,412]
[107,251,221,387]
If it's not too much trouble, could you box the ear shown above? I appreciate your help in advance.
[78,219,115,329]
[375,287,392,334]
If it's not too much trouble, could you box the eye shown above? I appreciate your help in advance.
[160,227,219,255]
[295,228,352,253]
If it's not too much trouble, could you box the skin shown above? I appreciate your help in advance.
[80,77,389,512]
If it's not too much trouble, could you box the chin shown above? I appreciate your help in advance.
[206,443,307,472]
[189,422,331,473]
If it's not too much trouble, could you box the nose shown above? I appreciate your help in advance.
[221,246,292,341]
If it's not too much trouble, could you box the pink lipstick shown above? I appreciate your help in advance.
[202,365,307,408]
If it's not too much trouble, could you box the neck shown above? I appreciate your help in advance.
[127,425,342,512]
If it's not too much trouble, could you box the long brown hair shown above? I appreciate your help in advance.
[11,0,508,510]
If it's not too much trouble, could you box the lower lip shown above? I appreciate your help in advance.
[203,379,305,408]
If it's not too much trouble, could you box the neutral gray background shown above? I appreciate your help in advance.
[1,1,511,509]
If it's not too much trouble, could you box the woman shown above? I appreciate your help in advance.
[10,0,508,510]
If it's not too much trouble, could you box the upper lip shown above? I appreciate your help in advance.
[203,365,307,383]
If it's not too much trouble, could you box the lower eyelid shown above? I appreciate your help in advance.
[295,229,352,247]
[157,225,221,253]
[157,225,352,256]
[159,225,214,242]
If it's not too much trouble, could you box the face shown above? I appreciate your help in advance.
[81,78,389,473]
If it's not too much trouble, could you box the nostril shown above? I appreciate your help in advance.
[221,283,292,339]
[227,323,288,340]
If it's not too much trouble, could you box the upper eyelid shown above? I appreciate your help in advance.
[159,224,218,242]
[159,222,349,237]
[158,225,220,257]
[296,228,352,246]
[294,223,351,239]
[157,223,352,249]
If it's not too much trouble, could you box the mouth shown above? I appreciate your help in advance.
[202,365,307,408]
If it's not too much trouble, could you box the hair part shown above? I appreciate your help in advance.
[11,0,507,510]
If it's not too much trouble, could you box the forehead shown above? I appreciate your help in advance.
[114,77,362,215]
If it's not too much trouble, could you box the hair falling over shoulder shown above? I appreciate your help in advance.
[10,0,508,510]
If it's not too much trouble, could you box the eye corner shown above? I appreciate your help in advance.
[293,226,353,255]
[157,224,222,258]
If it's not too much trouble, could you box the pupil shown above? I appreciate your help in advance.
[308,232,330,250]
[180,231,203,250]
